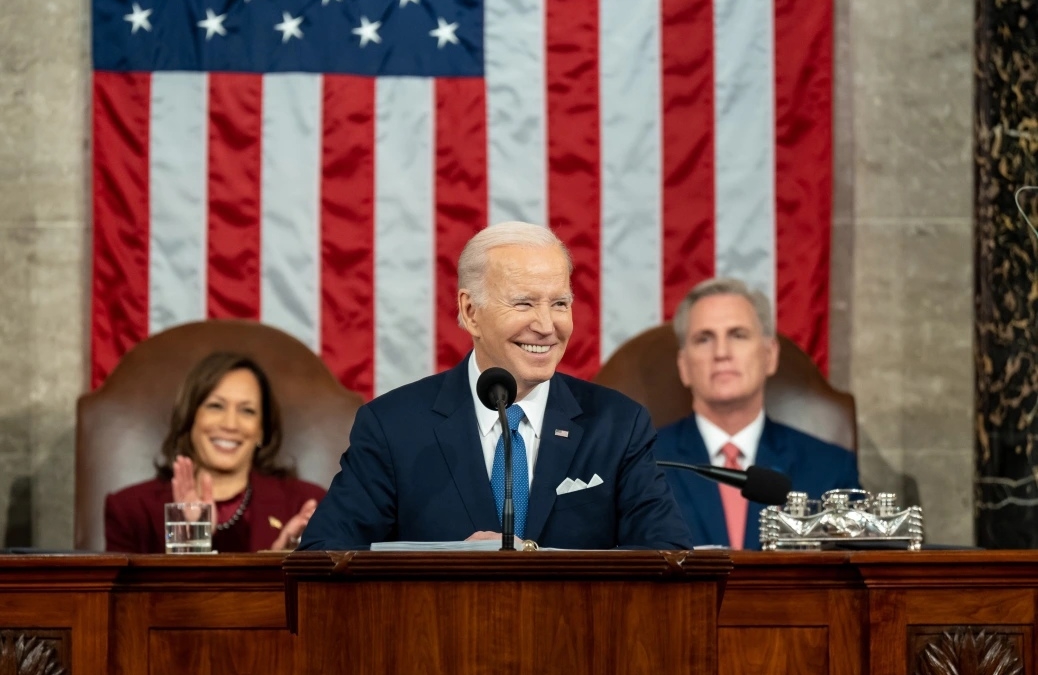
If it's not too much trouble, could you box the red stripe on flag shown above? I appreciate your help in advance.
[320,75,376,399]
[773,0,832,372]
[661,0,715,321]
[547,0,601,379]
[91,72,151,389]
[207,73,262,320]
[435,78,487,373]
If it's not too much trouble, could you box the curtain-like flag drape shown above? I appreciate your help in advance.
[91,0,833,400]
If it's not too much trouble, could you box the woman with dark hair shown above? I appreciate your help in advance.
[104,352,327,553]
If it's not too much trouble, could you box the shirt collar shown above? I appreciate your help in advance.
[467,353,550,438]
[695,410,765,465]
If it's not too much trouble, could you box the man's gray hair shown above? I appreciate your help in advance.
[672,277,774,344]
[457,221,572,324]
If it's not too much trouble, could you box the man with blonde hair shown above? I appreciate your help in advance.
[654,277,859,550]
[302,221,691,550]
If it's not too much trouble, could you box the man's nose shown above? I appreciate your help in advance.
[531,304,554,334]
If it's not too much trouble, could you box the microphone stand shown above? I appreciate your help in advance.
[656,459,745,484]
[497,403,515,551]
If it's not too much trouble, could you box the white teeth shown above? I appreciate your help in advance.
[519,344,549,354]
[211,439,240,450]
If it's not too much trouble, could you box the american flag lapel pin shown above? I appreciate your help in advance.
[554,429,569,438]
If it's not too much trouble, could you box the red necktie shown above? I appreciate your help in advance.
[720,442,747,550]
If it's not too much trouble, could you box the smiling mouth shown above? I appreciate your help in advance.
[210,439,243,451]
[518,343,551,354]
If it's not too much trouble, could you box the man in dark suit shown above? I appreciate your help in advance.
[654,278,860,550]
[301,221,691,551]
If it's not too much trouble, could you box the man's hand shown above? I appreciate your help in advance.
[465,531,501,541]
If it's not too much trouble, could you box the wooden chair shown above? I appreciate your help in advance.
[593,324,857,451]
[74,320,365,551]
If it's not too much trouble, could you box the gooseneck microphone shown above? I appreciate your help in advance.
[476,367,519,550]
[657,460,792,506]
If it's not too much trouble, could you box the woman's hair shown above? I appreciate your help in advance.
[155,351,291,479]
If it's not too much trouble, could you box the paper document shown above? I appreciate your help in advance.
[371,540,503,552]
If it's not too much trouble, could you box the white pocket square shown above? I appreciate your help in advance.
[556,473,604,495]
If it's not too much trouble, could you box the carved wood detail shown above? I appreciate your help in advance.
[0,630,68,675]
[912,626,1024,675]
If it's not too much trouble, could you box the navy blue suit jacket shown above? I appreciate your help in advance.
[301,358,692,550]
[654,414,860,550]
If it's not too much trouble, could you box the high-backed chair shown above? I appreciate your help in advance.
[593,324,857,451]
[75,320,365,551]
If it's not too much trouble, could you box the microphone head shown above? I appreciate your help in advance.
[475,367,518,410]
[742,465,793,506]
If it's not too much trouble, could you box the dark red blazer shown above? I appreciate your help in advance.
[104,470,327,553]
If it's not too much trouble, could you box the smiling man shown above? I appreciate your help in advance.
[654,278,860,550]
[301,221,691,551]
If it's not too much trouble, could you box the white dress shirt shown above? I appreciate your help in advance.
[696,410,765,468]
[467,353,548,488]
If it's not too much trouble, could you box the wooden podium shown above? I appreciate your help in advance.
[283,549,732,675]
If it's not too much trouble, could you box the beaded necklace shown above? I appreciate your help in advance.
[215,484,253,531]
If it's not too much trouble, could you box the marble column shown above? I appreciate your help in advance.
[975,0,1038,547]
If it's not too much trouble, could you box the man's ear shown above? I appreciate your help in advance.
[676,348,692,388]
[458,290,480,338]
[765,336,780,376]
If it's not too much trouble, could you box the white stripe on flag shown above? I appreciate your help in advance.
[374,77,435,395]
[260,73,322,352]
[713,0,776,302]
[599,0,663,360]
[149,71,208,334]
[485,0,546,227]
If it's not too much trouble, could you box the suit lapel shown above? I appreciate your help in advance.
[432,358,501,533]
[523,375,582,542]
[743,417,792,549]
[683,416,731,547]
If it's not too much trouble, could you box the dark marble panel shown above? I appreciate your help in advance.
[974,0,1038,548]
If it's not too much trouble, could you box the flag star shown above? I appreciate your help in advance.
[352,16,382,47]
[123,3,153,34]
[429,17,459,49]
[197,9,228,40]
[400,0,420,6]
[274,11,304,43]
[322,0,342,4]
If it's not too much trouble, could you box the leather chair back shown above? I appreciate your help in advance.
[75,320,364,551]
[593,324,857,451]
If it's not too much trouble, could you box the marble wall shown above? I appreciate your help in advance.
[0,0,90,548]
[829,0,974,545]
[0,0,976,547]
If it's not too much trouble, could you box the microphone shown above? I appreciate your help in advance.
[475,367,519,550]
[657,460,792,506]
[476,366,517,411]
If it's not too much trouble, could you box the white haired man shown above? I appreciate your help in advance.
[302,221,692,550]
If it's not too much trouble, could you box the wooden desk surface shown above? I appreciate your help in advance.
[0,550,1034,674]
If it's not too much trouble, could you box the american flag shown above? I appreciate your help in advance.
[91,0,833,400]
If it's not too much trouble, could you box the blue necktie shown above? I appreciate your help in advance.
[490,404,529,539]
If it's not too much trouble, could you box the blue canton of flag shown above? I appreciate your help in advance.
[92,0,484,76]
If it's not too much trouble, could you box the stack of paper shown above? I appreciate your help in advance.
[371,540,504,552]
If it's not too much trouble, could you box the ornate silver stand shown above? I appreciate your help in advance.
[759,489,924,551]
